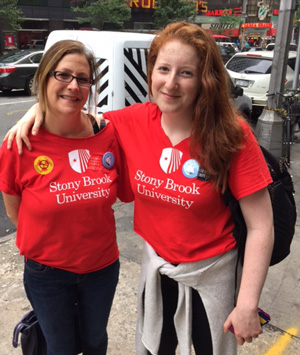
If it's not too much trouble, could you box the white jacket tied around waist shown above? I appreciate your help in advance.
[136,242,238,355]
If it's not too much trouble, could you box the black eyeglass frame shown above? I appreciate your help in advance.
[49,71,94,87]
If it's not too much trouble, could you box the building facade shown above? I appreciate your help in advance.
[0,1,282,52]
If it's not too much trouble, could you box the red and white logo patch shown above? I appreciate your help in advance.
[68,149,91,173]
[159,148,183,174]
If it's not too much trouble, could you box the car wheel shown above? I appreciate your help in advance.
[25,76,34,96]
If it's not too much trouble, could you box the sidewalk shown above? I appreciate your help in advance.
[1,144,300,355]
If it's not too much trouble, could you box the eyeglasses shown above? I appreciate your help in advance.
[49,71,94,88]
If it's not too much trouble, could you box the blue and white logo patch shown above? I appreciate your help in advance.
[182,159,200,179]
[102,152,115,169]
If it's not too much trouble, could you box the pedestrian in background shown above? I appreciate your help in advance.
[5,22,274,355]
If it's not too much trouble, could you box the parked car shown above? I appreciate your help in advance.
[225,51,299,117]
[0,50,43,95]
[29,39,45,49]
[247,47,265,52]
[217,44,233,64]
[266,42,297,51]
[217,42,238,52]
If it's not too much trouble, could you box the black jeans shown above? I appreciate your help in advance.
[147,274,213,355]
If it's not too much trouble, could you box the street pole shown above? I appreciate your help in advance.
[292,23,300,90]
[255,0,297,159]
[240,0,248,50]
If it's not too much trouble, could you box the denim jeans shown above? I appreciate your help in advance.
[24,258,120,355]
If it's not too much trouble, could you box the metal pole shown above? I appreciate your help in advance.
[292,26,300,90]
[255,0,296,158]
[240,0,248,50]
[267,0,296,109]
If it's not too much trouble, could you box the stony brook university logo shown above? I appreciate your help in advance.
[68,149,91,173]
[159,148,183,174]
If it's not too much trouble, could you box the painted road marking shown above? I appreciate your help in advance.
[0,99,36,106]
[264,328,299,355]
[7,109,31,116]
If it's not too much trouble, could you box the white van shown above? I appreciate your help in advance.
[44,30,155,113]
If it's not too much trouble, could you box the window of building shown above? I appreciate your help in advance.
[18,0,47,5]
[63,0,84,8]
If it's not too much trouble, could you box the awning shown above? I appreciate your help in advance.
[211,34,230,39]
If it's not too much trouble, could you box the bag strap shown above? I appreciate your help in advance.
[224,185,244,306]
[12,311,38,348]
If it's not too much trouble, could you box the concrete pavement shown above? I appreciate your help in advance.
[0,143,300,354]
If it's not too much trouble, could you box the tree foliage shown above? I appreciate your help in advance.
[73,0,131,30]
[0,0,23,30]
[153,0,197,30]
[219,13,241,26]
[218,12,241,35]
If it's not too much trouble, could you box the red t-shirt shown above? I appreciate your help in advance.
[104,102,272,264]
[0,123,133,273]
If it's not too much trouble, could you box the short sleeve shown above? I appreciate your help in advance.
[228,124,273,200]
[0,140,22,196]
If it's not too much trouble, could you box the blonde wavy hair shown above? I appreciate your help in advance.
[147,22,248,191]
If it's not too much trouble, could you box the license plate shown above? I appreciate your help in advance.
[235,79,249,87]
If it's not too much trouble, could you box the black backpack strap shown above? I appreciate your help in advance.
[224,185,247,264]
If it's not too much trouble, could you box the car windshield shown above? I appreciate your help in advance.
[226,57,272,74]
[0,51,30,63]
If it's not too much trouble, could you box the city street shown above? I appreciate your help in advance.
[0,91,299,354]
[0,91,36,237]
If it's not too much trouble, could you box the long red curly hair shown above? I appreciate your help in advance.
[147,22,248,192]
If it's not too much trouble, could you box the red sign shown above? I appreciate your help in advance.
[5,35,15,47]
[242,23,272,28]
[205,7,242,17]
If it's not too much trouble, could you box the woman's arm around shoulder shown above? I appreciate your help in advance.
[4,104,105,154]
[5,103,41,153]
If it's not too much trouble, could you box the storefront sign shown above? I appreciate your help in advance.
[126,1,208,13]
[242,23,272,28]
[210,23,237,29]
[126,0,159,9]
[257,1,271,21]
[205,7,242,17]
[5,35,15,47]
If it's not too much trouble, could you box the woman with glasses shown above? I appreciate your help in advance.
[0,40,133,355]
